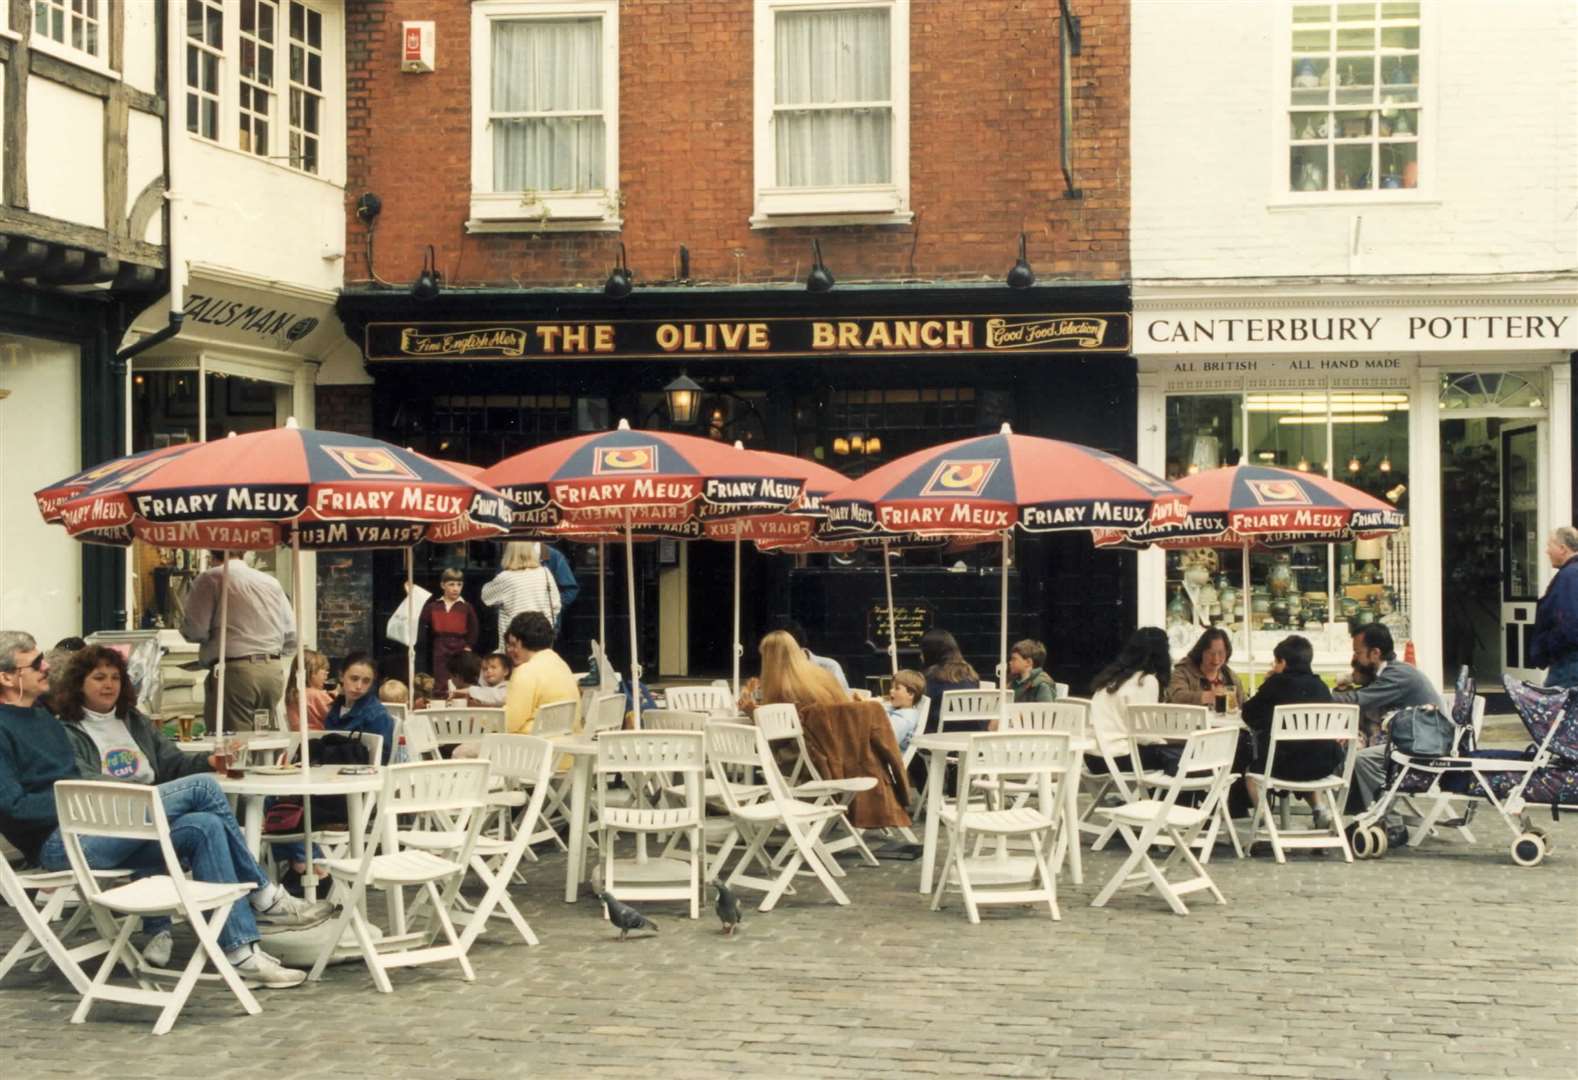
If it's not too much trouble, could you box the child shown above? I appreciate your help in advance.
[324,652,395,763]
[378,678,408,707]
[885,670,926,751]
[419,568,479,697]
[470,651,511,706]
[447,650,483,701]
[1007,639,1058,704]
[285,648,333,730]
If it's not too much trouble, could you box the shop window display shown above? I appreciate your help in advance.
[1163,389,1410,664]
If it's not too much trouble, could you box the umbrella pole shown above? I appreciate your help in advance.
[214,554,229,741]
[999,531,1010,722]
[883,543,899,677]
[406,547,416,710]
[625,517,641,729]
[292,529,315,898]
[1242,542,1253,691]
[732,523,743,699]
[597,540,607,657]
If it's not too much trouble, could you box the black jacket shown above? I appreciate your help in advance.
[1241,670,1334,736]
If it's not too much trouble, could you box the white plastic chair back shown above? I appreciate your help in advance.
[642,709,709,733]
[1163,726,1240,806]
[753,703,802,742]
[585,691,627,736]
[385,702,408,726]
[532,699,578,738]
[422,708,506,742]
[382,760,491,820]
[1125,703,1210,742]
[290,730,385,768]
[978,680,997,690]
[1054,682,1070,698]
[402,711,440,760]
[597,730,706,777]
[940,689,1011,731]
[480,733,555,788]
[1006,699,1089,738]
[956,731,1073,811]
[665,685,734,717]
[706,723,770,815]
[1265,704,1361,785]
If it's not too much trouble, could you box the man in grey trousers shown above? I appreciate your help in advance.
[1336,623,1447,820]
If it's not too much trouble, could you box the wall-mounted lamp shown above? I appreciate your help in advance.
[1385,482,1407,504]
[805,239,835,293]
[663,372,702,426]
[411,245,441,300]
[604,242,633,298]
[1006,232,1035,288]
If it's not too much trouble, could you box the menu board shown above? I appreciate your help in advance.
[867,602,935,652]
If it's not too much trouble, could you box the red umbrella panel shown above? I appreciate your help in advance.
[478,420,807,532]
[820,423,1190,540]
[1092,464,1405,550]
[35,442,201,524]
[60,427,512,550]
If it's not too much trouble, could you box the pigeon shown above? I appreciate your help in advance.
[713,879,742,937]
[598,890,657,941]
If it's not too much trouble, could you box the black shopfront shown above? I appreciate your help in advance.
[335,283,1138,693]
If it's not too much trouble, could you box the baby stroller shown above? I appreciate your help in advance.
[1351,674,1578,866]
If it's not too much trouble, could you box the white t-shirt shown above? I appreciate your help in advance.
[1088,672,1161,759]
[79,707,155,784]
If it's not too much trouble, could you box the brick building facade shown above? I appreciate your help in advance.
[324,0,1140,688]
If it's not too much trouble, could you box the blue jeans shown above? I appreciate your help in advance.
[1545,653,1578,689]
[39,774,267,953]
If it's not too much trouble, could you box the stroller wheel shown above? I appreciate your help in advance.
[1532,828,1554,854]
[1372,825,1390,857]
[1511,832,1546,867]
[1350,823,1380,859]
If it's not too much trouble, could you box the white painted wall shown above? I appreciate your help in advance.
[0,335,83,647]
[1131,0,1578,279]
[121,0,159,95]
[128,110,164,244]
[26,80,104,228]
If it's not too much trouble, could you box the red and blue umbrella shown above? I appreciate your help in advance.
[35,442,200,525]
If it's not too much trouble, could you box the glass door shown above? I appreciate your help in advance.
[1502,424,1541,680]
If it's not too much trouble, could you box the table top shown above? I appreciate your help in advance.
[912,731,1096,755]
[214,765,384,796]
[177,734,291,754]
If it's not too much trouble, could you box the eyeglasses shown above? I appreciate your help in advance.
[3,652,44,674]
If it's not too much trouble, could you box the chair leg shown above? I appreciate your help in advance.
[1264,790,1287,864]
[1031,832,1060,922]
[426,881,474,983]
[73,911,137,1026]
[788,819,849,906]
[350,906,394,994]
[929,827,957,912]
[1328,790,1354,862]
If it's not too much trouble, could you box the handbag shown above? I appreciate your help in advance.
[263,801,304,834]
[1387,705,1460,758]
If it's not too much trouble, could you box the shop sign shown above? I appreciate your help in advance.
[1139,307,1575,355]
[364,313,1131,361]
[867,602,934,652]
[184,291,322,349]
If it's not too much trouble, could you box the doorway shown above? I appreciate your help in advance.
[1437,371,1548,686]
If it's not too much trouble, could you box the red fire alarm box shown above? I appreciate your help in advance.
[401,21,435,72]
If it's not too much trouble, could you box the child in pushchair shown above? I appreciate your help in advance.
[1350,672,1577,866]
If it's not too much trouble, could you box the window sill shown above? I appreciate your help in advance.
[465,217,624,235]
[1268,193,1440,211]
[184,132,345,188]
[26,34,118,79]
[750,210,914,230]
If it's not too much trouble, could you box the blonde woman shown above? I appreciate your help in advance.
[480,541,561,647]
[737,629,847,716]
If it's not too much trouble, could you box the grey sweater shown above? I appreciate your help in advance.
[61,709,212,786]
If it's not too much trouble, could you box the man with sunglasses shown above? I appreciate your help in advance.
[0,630,329,987]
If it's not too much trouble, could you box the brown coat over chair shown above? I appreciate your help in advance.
[799,701,913,828]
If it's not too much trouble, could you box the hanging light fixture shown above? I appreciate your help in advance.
[1379,454,1392,473]
[411,245,441,300]
[865,435,882,455]
[1005,232,1035,288]
[805,239,835,293]
[850,434,865,454]
[663,372,702,426]
[832,437,850,456]
[604,242,633,298]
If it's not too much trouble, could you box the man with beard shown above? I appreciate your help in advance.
[1335,623,1446,820]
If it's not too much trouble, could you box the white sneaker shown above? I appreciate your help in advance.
[232,946,308,989]
[141,929,173,968]
[255,891,336,932]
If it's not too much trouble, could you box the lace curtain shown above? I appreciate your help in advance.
[491,17,605,193]
[773,8,891,187]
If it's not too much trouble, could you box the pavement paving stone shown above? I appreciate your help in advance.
[3,812,1574,1077]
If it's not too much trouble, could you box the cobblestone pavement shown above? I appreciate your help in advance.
[4,813,1575,1079]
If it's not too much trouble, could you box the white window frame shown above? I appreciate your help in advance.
[186,0,227,144]
[237,0,280,160]
[286,0,327,174]
[184,0,345,183]
[468,0,621,233]
[1271,0,1436,207]
[30,0,115,75]
[751,0,910,228]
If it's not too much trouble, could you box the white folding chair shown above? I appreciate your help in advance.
[0,855,132,995]
[585,691,628,736]
[595,731,706,918]
[1245,704,1361,863]
[754,703,880,867]
[1091,726,1240,916]
[1079,705,1147,851]
[901,694,932,773]
[1126,703,1243,861]
[310,760,492,992]
[931,732,1072,924]
[708,723,851,912]
[421,708,507,743]
[664,685,735,717]
[1004,699,1089,737]
[402,712,442,762]
[53,781,260,1035]
[532,699,579,738]
[939,689,1012,732]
